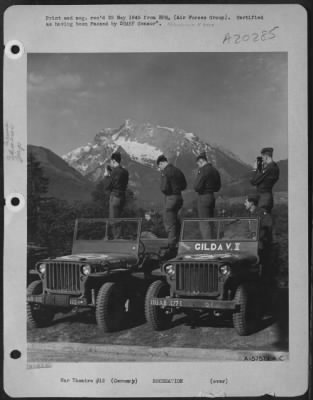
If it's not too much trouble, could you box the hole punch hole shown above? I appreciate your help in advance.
[11,197,20,206]
[10,44,20,55]
[6,193,25,212]
[10,350,21,359]
[5,40,24,60]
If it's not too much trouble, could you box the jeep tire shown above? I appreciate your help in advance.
[145,280,172,331]
[232,284,259,336]
[27,280,55,328]
[96,282,127,332]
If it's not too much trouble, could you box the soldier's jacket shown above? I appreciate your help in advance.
[253,207,273,250]
[250,161,279,193]
[160,164,187,195]
[103,165,129,197]
[194,163,221,194]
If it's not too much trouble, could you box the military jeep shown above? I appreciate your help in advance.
[145,217,264,336]
[27,218,168,332]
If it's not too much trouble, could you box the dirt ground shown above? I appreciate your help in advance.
[27,288,288,362]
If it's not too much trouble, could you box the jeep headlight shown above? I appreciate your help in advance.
[38,263,46,274]
[164,264,175,276]
[219,264,230,275]
[81,264,91,276]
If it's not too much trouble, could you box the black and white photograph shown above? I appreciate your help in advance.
[26,52,289,360]
[3,4,308,398]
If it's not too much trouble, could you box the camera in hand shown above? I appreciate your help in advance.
[256,156,263,172]
[106,165,112,173]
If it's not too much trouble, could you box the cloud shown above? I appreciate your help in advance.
[28,72,82,92]
[68,90,97,105]
[55,74,82,90]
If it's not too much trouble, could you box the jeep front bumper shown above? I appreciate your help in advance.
[150,297,236,310]
[27,294,90,307]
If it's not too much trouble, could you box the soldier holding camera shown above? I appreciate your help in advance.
[250,147,279,213]
[103,151,129,218]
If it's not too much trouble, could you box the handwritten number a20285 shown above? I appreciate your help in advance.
[222,26,279,44]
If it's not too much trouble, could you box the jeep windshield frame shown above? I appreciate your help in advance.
[180,218,259,242]
[73,218,142,242]
[72,218,143,256]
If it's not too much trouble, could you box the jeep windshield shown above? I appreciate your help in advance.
[75,218,141,241]
[181,218,258,241]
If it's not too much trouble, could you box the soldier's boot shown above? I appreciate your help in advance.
[160,245,178,261]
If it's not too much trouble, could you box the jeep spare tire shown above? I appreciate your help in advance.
[27,280,55,328]
[96,282,128,332]
[145,280,172,331]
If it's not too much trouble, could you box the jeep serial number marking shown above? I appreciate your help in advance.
[151,299,182,307]
[194,242,240,251]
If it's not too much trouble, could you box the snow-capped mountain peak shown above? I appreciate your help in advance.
[62,119,251,204]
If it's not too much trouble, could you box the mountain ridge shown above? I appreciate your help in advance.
[62,119,287,206]
[28,144,95,203]
[29,120,287,207]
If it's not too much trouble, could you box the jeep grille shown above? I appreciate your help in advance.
[175,263,219,295]
[46,263,81,292]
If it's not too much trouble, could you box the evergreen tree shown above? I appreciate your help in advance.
[27,151,49,242]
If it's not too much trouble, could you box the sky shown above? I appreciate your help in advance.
[28,52,287,164]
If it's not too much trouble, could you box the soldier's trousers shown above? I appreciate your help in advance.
[109,194,125,238]
[163,195,183,247]
[257,192,273,213]
[197,193,215,239]
[109,194,125,218]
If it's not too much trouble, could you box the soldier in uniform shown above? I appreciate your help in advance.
[103,151,129,218]
[250,147,279,213]
[194,152,221,238]
[244,195,273,282]
[156,155,187,254]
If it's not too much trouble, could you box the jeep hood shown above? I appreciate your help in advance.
[51,253,138,266]
[175,252,259,264]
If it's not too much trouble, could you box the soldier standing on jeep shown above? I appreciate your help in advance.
[194,152,221,238]
[103,151,129,218]
[156,155,187,256]
[244,195,273,283]
[250,147,279,213]
[194,152,221,217]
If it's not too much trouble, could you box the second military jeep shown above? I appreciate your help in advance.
[145,217,265,335]
[27,218,168,332]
